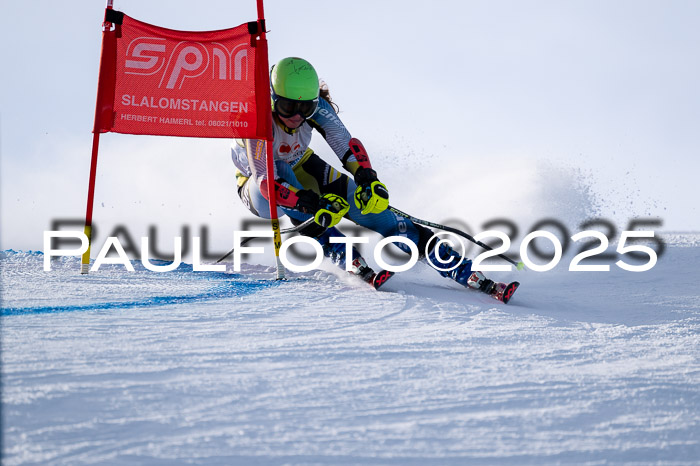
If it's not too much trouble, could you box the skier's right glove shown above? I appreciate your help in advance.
[295,190,350,228]
[353,167,389,215]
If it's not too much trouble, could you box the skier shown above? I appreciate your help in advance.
[231,57,512,300]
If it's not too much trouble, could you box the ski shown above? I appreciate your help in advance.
[490,281,520,304]
[348,257,395,290]
[370,269,395,290]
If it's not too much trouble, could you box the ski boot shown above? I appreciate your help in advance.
[427,240,519,304]
[466,271,520,304]
[348,254,394,290]
[317,227,394,290]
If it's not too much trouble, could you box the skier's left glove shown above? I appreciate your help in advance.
[353,167,389,215]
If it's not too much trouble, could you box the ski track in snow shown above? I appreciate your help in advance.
[1,240,699,465]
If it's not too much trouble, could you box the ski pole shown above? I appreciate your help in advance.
[388,206,525,270]
[215,217,316,264]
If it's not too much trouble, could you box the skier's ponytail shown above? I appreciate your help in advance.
[319,80,339,114]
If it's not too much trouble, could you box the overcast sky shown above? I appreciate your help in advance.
[1,0,698,254]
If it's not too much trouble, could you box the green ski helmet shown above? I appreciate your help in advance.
[270,57,320,119]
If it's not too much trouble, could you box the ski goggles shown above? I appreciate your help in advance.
[272,92,319,119]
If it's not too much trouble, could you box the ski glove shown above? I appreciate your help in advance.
[353,167,389,215]
[295,190,350,228]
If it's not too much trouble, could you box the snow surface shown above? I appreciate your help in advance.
[2,236,699,465]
